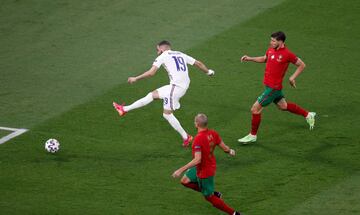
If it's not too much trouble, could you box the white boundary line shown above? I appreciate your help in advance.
[0,126,29,144]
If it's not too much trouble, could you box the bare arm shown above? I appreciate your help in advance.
[128,65,159,84]
[289,58,306,88]
[172,152,201,178]
[194,60,215,76]
[218,141,236,156]
[241,55,267,63]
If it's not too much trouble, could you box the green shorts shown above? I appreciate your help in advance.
[184,167,214,197]
[257,86,285,107]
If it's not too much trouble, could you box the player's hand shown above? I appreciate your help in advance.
[289,78,296,88]
[128,77,137,84]
[229,149,236,156]
[241,55,250,62]
[207,69,215,76]
[172,169,183,178]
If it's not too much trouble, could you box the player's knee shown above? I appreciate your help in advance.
[277,103,287,111]
[162,112,171,120]
[145,92,154,100]
[180,176,190,185]
[180,180,188,186]
[251,107,260,114]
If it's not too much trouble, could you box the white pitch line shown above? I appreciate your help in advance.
[0,127,29,144]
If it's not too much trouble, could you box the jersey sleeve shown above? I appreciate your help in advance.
[153,54,165,68]
[192,137,202,152]
[287,50,298,64]
[183,54,196,65]
[213,131,222,145]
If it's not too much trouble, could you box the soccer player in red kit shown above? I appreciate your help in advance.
[172,113,241,215]
[238,31,316,144]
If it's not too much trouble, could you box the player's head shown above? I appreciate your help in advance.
[270,31,286,49]
[195,113,208,129]
[157,40,171,55]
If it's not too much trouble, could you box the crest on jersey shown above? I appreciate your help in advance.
[276,55,283,62]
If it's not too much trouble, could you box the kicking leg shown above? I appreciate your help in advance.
[205,195,240,215]
[113,91,158,116]
[124,91,159,112]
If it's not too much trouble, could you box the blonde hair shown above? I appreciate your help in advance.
[195,113,208,128]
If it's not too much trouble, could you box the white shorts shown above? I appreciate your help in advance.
[156,84,187,111]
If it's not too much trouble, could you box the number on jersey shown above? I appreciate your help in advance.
[172,56,186,71]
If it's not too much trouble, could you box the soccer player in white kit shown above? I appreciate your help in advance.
[113,41,215,147]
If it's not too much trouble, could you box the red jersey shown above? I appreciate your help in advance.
[264,46,298,90]
[192,129,222,178]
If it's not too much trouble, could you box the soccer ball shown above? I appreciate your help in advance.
[45,138,60,153]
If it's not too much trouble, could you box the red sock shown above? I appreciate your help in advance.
[205,195,235,215]
[286,102,308,117]
[182,182,200,192]
[251,113,261,135]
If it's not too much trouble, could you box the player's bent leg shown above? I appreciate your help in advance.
[181,176,200,192]
[205,195,237,215]
[281,99,308,117]
[278,99,316,130]
[162,110,191,146]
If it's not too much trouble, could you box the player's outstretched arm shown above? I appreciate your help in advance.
[128,65,159,84]
[172,152,202,178]
[289,58,306,88]
[218,141,236,156]
[194,60,215,76]
[241,55,267,63]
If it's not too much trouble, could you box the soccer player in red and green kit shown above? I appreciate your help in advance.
[238,31,316,144]
[172,113,241,215]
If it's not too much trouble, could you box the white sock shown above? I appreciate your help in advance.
[124,93,153,112]
[163,113,188,140]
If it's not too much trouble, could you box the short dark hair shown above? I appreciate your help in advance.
[158,40,171,46]
[271,31,286,42]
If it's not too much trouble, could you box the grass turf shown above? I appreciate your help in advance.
[1,0,359,214]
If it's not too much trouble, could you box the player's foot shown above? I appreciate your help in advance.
[182,135,193,147]
[214,191,222,199]
[113,102,127,116]
[233,211,241,215]
[306,112,316,130]
[238,133,257,144]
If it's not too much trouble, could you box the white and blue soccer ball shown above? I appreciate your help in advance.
[45,138,60,153]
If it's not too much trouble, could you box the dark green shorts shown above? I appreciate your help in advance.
[257,86,285,107]
[184,167,214,197]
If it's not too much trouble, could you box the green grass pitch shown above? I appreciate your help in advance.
[1,0,359,214]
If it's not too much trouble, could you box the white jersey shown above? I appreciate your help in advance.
[153,50,196,89]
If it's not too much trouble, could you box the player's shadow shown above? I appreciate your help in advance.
[253,140,360,174]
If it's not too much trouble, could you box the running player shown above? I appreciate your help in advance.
[238,31,316,144]
[172,113,241,215]
[113,41,215,147]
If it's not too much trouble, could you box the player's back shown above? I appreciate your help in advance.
[153,50,196,89]
[192,129,221,178]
